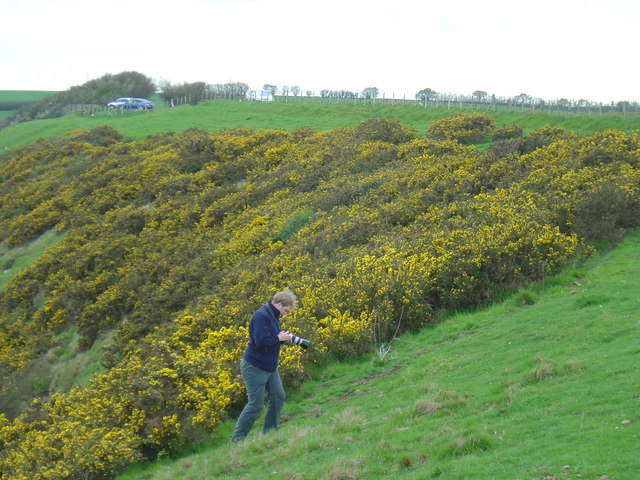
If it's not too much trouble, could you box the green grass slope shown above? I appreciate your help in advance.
[120,229,640,480]
[0,91,58,102]
[0,229,64,291]
[0,90,58,120]
[2,99,640,152]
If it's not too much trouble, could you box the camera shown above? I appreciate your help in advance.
[289,334,310,349]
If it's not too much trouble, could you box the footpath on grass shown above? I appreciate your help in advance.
[120,229,640,480]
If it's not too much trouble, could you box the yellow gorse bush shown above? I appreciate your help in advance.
[0,119,639,478]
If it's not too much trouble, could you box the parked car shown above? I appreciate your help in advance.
[245,90,273,102]
[107,97,133,108]
[107,97,154,110]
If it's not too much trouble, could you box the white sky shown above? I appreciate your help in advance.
[1,0,638,103]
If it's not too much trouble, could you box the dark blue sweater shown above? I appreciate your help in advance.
[243,301,282,372]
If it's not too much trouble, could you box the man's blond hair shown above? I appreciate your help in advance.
[272,290,297,308]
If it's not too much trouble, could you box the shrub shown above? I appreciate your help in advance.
[74,126,123,147]
[572,182,640,242]
[278,210,315,243]
[353,118,418,145]
[427,113,495,143]
[492,123,523,140]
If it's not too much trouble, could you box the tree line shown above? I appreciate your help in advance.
[4,70,636,130]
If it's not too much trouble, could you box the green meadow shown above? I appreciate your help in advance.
[0,90,57,102]
[2,95,640,152]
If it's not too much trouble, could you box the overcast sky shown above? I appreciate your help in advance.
[1,0,638,103]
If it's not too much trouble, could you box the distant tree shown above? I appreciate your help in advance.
[616,100,632,114]
[159,81,207,105]
[305,90,314,97]
[416,88,438,103]
[514,93,531,105]
[158,81,248,105]
[472,90,488,103]
[291,86,301,96]
[108,71,156,99]
[263,84,277,96]
[361,87,379,99]
[73,71,156,103]
[226,82,249,98]
[339,90,357,99]
[210,82,249,99]
[320,89,330,98]
[281,85,290,96]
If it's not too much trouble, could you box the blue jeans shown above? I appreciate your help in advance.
[232,359,285,440]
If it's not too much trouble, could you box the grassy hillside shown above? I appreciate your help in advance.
[2,98,640,152]
[1,100,639,479]
[120,229,640,480]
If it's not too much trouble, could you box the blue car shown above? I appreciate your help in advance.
[107,97,154,110]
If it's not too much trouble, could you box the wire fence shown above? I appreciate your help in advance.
[270,93,640,118]
[61,92,640,120]
[163,92,640,119]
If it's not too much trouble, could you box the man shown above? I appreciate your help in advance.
[231,290,296,442]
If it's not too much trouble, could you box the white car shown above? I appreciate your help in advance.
[245,90,273,102]
[107,97,134,108]
[107,97,154,110]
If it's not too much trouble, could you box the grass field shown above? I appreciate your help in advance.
[119,229,640,480]
[2,96,640,152]
[0,90,58,102]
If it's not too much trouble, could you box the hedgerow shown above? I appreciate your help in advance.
[0,116,639,478]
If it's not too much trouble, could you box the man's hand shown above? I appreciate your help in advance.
[278,330,293,344]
